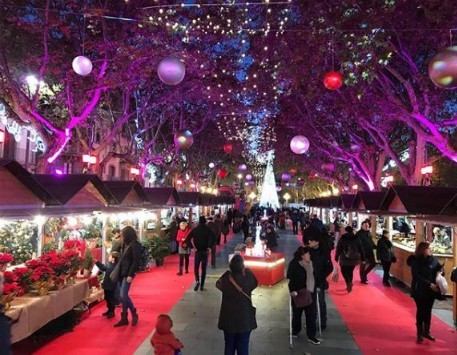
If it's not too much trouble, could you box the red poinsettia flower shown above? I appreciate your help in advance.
[63,240,83,250]
[25,259,44,269]
[3,282,19,295]
[3,271,19,283]
[30,266,55,282]
[0,253,14,264]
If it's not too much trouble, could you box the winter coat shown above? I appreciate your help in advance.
[407,254,443,300]
[0,305,11,355]
[222,220,230,235]
[356,229,376,258]
[302,225,322,246]
[287,257,310,293]
[185,224,216,252]
[216,269,258,333]
[151,316,183,355]
[176,228,191,255]
[111,237,122,253]
[376,237,395,263]
[263,231,278,249]
[95,260,118,291]
[335,232,365,266]
[309,246,333,290]
[119,240,142,278]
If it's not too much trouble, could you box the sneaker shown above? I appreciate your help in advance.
[308,337,321,345]
[194,282,200,291]
[106,312,115,319]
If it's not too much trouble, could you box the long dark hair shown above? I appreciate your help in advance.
[293,246,310,260]
[229,254,245,274]
[121,226,138,245]
[415,241,430,258]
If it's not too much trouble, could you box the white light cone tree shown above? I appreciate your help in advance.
[259,151,280,209]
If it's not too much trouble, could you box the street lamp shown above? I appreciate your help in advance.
[248,192,257,201]
[283,192,291,204]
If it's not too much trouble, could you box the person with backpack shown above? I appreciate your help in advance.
[376,230,396,287]
[356,220,376,284]
[335,226,365,293]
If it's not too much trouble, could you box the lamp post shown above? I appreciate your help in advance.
[283,192,291,206]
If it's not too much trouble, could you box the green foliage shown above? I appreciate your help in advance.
[143,236,171,261]
[83,248,94,270]
[42,241,58,254]
[0,220,35,264]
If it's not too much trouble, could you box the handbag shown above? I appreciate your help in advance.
[294,288,313,308]
[436,272,448,295]
[109,245,130,283]
[229,274,257,319]
[331,265,339,283]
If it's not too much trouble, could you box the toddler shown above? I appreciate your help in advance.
[151,314,184,355]
[95,251,119,319]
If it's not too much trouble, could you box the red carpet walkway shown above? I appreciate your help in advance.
[297,232,457,354]
[32,233,235,355]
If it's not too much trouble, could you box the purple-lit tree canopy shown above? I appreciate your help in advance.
[1,0,457,194]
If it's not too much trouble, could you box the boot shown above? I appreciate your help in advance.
[423,323,435,341]
[131,308,139,327]
[114,312,129,327]
[416,324,423,344]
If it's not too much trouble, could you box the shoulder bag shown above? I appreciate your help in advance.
[294,288,313,308]
[109,245,130,283]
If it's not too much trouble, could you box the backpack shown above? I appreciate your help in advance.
[451,268,457,283]
[344,244,360,260]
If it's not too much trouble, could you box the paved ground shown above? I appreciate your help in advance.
[135,229,361,355]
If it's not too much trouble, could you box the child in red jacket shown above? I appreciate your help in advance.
[151,314,184,355]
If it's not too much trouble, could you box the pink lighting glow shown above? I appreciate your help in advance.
[0,130,4,143]
[130,167,140,175]
[55,169,64,175]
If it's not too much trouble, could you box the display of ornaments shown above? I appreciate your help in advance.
[290,135,310,155]
[428,46,457,89]
[174,130,194,149]
[223,143,233,153]
[323,71,343,90]
[157,57,186,85]
[72,56,93,76]
[238,164,247,171]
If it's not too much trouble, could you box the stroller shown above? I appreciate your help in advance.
[289,291,322,349]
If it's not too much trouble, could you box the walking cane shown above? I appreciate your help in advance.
[289,296,293,349]
[316,289,322,336]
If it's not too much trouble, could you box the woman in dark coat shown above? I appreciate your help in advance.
[216,254,258,355]
[241,215,250,242]
[287,246,320,345]
[407,242,443,344]
[335,226,365,293]
[263,225,279,252]
[114,226,142,327]
[376,230,395,287]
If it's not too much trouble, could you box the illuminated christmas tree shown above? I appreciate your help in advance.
[259,151,280,209]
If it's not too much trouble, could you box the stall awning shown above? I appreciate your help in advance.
[0,159,56,211]
[144,187,181,207]
[33,174,115,207]
[380,186,457,215]
[103,181,148,206]
[352,191,387,212]
[339,194,357,210]
[177,192,202,206]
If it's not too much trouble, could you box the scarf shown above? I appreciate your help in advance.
[299,260,315,292]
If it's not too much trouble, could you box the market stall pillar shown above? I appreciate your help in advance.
[35,215,46,257]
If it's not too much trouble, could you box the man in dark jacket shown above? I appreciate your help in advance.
[302,223,322,246]
[185,216,216,291]
[309,235,333,330]
[356,220,376,284]
[0,272,12,354]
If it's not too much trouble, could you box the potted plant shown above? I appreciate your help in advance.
[145,236,172,267]
[82,248,94,277]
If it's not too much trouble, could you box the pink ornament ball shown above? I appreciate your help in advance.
[245,174,253,181]
[238,164,247,171]
[72,56,93,76]
[281,173,292,182]
[323,71,343,90]
[428,46,457,89]
[290,135,310,155]
[157,57,186,85]
[174,130,194,149]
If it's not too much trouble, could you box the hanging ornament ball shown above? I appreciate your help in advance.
[208,162,215,168]
[281,173,292,182]
[223,143,233,153]
[289,167,298,175]
[290,135,310,155]
[217,168,228,179]
[72,56,93,76]
[245,174,253,181]
[323,71,343,90]
[174,129,194,149]
[276,186,282,192]
[157,57,185,85]
[428,46,457,89]
[238,164,247,171]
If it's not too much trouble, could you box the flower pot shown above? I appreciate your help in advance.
[83,269,91,278]
[34,281,51,296]
[0,293,15,311]
[155,258,164,267]
[66,276,76,285]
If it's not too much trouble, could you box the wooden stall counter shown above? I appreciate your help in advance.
[391,242,454,296]
[241,252,286,286]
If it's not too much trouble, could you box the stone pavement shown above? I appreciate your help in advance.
[135,229,361,355]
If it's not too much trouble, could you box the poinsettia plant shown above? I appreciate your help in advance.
[25,258,45,270]
[3,282,19,295]
[30,266,55,282]
[62,250,83,273]
[63,240,83,251]
[41,252,70,276]
[0,252,14,265]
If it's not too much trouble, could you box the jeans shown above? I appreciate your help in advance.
[340,265,356,286]
[291,292,317,338]
[359,253,376,282]
[414,294,435,330]
[119,277,135,314]
[194,251,208,287]
[179,253,190,273]
[316,288,327,328]
[381,261,392,283]
[223,331,251,355]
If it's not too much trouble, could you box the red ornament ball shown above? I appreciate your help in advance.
[323,71,343,90]
[289,167,297,175]
[223,143,233,153]
[217,168,228,179]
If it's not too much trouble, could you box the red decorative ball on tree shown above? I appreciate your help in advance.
[223,143,233,153]
[289,167,297,175]
[323,71,343,90]
[217,168,228,179]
